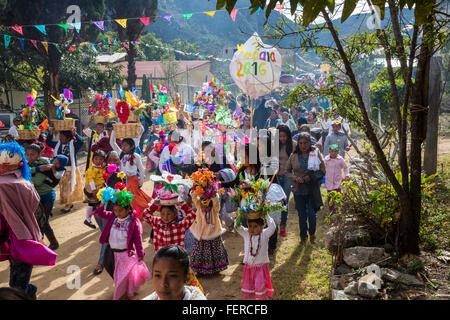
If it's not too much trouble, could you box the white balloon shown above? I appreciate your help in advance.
[229,33,282,100]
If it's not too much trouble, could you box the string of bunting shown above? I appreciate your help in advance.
[2,7,249,32]
[0,32,233,62]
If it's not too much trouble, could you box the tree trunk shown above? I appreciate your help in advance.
[424,55,442,175]
[400,21,433,255]
[126,45,137,90]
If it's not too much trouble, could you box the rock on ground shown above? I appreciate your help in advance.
[343,246,386,268]
[381,268,424,287]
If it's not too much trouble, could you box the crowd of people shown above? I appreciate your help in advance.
[0,92,354,301]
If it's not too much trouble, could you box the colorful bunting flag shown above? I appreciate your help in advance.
[183,13,193,19]
[4,35,11,48]
[255,7,261,14]
[115,19,127,28]
[230,8,239,22]
[10,26,23,35]
[204,11,216,17]
[70,22,81,33]
[57,23,68,32]
[34,25,46,35]
[139,17,150,26]
[91,44,97,52]
[31,39,38,50]
[18,38,24,50]
[93,21,104,31]
[42,41,48,53]
[162,15,172,22]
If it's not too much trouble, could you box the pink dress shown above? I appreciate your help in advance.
[109,216,150,300]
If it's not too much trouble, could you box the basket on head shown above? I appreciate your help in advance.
[127,111,139,123]
[52,118,76,131]
[243,211,261,220]
[113,123,141,139]
[93,115,108,124]
[18,127,40,140]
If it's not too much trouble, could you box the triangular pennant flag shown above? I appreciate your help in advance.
[4,35,11,48]
[18,38,25,50]
[31,39,38,50]
[70,22,81,33]
[255,7,261,14]
[162,15,172,22]
[183,13,193,19]
[139,17,150,26]
[42,41,48,53]
[57,23,68,32]
[204,11,216,17]
[115,19,127,28]
[230,8,239,22]
[10,26,23,35]
[91,44,97,52]
[54,44,61,53]
[93,21,104,31]
[34,25,47,35]
[150,84,156,92]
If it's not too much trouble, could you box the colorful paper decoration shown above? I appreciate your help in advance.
[204,11,216,17]
[30,39,38,50]
[42,41,48,53]
[34,25,46,35]
[158,94,168,106]
[156,115,165,125]
[93,21,104,31]
[229,32,282,100]
[163,112,177,124]
[184,103,196,113]
[4,35,10,48]
[115,19,127,28]
[162,15,172,22]
[57,23,68,32]
[183,13,193,19]
[70,22,81,33]
[10,26,23,35]
[139,17,150,26]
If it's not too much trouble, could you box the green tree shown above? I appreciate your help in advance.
[369,69,406,125]
[59,46,124,92]
[106,0,158,89]
[216,0,447,255]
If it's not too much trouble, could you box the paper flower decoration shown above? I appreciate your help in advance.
[89,93,110,115]
[115,190,133,207]
[114,182,126,190]
[231,175,284,230]
[115,100,130,124]
[106,164,118,174]
[150,172,193,195]
[189,168,223,199]
[117,172,126,180]
[0,121,4,128]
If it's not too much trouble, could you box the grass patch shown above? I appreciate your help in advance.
[270,203,332,300]
[420,153,450,252]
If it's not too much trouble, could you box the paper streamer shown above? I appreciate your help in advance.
[34,25,46,35]
[93,21,104,31]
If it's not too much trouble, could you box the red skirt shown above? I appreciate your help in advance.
[126,175,151,221]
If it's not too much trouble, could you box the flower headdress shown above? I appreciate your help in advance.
[89,93,111,116]
[231,175,284,229]
[97,165,132,208]
[150,172,193,205]
[20,89,38,129]
[189,168,224,204]
[53,89,73,120]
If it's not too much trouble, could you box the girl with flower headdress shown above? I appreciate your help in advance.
[92,186,150,300]
[188,168,229,275]
[109,130,151,221]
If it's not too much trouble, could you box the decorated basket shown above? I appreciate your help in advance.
[113,123,141,139]
[243,211,262,220]
[127,111,139,123]
[94,115,108,124]
[52,118,76,131]
[18,127,40,140]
